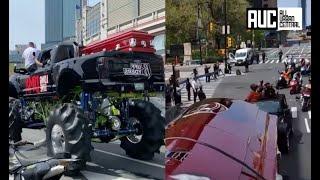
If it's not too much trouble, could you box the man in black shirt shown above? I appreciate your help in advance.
[186,78,191,101]
[262,52,266,63]
[204,65,211,82]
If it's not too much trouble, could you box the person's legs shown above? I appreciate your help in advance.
[187,89,191,101]
[193,90,197,103]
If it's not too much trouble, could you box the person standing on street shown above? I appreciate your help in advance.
[204,65,211,82]
[186,78,191,101]
[198,86,206,101]
[213,63,219,79]
[218,62,224,76]
[227,63,232,74]
[244,59,249,73]
[278,49,283,62]
[193,68,198,78]
[191,77,199,103]
[22,42,42,73]
[262,51,266,63]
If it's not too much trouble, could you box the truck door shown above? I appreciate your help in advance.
[22,51,55,96]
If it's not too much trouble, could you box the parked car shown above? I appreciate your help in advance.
[231,48,254,66]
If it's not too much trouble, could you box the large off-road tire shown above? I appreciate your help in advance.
[46,103,92,172]
[120,100,164,160]
[9,97,22,143]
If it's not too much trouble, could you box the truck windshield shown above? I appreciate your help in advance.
[235,52,247,58]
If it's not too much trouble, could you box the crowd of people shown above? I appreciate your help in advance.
[166,62,231,107]
[245,51,311,103]
[245,81,276,102]
[203,62,230,83]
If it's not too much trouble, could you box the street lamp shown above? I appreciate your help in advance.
[224,0,227,73]
[197,2,203,65]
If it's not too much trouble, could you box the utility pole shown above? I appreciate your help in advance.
[197,3,203,65]
[252,29,255,49]
[224,0,227,73]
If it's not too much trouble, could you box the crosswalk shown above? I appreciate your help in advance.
[178,73,238,108]
[261,43,311,65]
[258,57,310,64]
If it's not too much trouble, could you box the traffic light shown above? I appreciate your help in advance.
[227,37,232,47]
[209,22,214,32]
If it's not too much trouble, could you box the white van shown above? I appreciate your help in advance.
[229,48,254,66]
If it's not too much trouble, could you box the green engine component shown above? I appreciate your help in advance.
[111,105,120,116]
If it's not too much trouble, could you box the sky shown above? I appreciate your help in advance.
[9,0,44,50]
[9,0,311,50]
[9,0,100,51]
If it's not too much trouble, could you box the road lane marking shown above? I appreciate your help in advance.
[276,60,279,63]
[304,118,310,133]
[308,111,311,119]
[94,149,165,168]
[265,60,271,63]
[269,49,278,56]
[270,60,274,63]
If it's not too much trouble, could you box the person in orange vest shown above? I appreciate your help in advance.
[283,68,292,82]
[245,84,262,103]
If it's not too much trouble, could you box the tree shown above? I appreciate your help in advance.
[166,0,251,50]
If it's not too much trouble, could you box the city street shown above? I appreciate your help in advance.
[166,43,311,179]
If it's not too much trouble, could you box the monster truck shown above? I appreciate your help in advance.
[9,31,165,172]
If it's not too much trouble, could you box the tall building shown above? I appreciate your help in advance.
[9,44,28,63]
[15,44,28,55]
[299,0,306,28]
[42,0,80,49]
[79,0,165,56]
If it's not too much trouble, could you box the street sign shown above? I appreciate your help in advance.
[221,25,230,35]
[240,42,246,48]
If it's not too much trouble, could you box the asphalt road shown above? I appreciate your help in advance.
[165,43,311,179]
[212,44,311,179]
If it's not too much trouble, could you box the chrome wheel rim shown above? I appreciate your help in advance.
[51,124,65,154]
[126,117,143,144]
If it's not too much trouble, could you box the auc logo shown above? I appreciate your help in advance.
[247,8,302,30]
